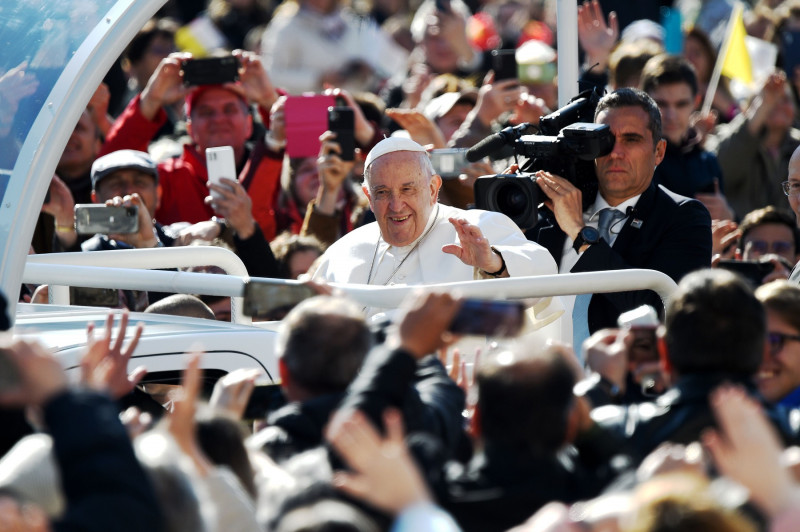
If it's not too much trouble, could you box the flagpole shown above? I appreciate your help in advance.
[702,2,743,115]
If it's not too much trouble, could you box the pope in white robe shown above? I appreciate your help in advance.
[312,137,564,341]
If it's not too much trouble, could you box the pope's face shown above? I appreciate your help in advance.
[363,151,441,247]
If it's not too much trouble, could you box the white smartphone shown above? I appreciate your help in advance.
[205,146,236,200]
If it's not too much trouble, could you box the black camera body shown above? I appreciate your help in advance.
[473,89,614,230]
[475,123,614,229]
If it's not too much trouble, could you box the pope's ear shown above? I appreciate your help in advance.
[430,173,442,198]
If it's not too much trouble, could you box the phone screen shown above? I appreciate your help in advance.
[448,299,525,337]
[70,286,121,307]
[243,280,317,320]
[327,106,355,161]
[243,383,285,419]
[429,148,469,179]
[74,205,139,235]
[491,49,518,81]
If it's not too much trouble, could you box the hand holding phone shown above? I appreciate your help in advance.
[206,146,237,201]
[74,204,139,235]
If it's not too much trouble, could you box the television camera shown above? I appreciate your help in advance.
[467,89,614,229]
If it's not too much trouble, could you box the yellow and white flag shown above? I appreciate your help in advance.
[720,4,752,84]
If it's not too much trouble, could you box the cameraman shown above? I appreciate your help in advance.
[526,88,711,350]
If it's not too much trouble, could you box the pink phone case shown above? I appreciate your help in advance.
[284,94,336,158]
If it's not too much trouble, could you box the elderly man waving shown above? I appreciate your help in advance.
[313,137,560,326]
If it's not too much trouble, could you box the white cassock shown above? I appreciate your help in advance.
[313,203,565,345]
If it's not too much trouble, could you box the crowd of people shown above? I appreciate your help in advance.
[6,0,800,530]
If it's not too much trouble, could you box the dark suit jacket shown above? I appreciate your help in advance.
[592,373,800,465]
[526,182,712,332]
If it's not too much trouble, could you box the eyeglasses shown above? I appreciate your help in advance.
[745,239,794,255]
[767,331,800,353]
[781,181,800,196]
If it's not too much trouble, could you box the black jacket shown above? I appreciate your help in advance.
[592,372,800,465]
[48,390,164,532]
[526,182,712,332]
[336,346,467,457]
[253,392,344,463]
[253,347,467,464]
[654,130,725,199]
[439,427,626,532]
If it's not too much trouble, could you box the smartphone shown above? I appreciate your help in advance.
[74,204,138,235]
[0,344,21,393]
[243,382,286,419]
[206,146,236,200]
[327,106,355,161]
[182,56,240,87]
[448,298,525,337]
[617,305,659,364]
[429,148,469,179]
[491,49,518,81]
[243,279,317,320]
[69,286,121,307]
[284,94,336,158]
[717,259,774,286]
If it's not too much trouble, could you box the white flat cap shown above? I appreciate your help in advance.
[364,136,427,169]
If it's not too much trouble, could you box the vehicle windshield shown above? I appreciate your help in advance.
[0,1,116,196]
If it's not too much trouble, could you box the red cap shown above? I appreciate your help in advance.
[184,83,247,117]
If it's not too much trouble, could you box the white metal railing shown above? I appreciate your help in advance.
[332,269,678,309]
[23,263,251,324]
[26,247,249,277]
[26,248,251,323]
[23,259,678,327]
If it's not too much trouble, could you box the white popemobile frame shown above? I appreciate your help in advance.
[2,0,676,327]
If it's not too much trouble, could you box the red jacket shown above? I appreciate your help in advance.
[101,96,283,240]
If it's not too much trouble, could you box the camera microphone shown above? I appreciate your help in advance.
[466,123,531,162]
